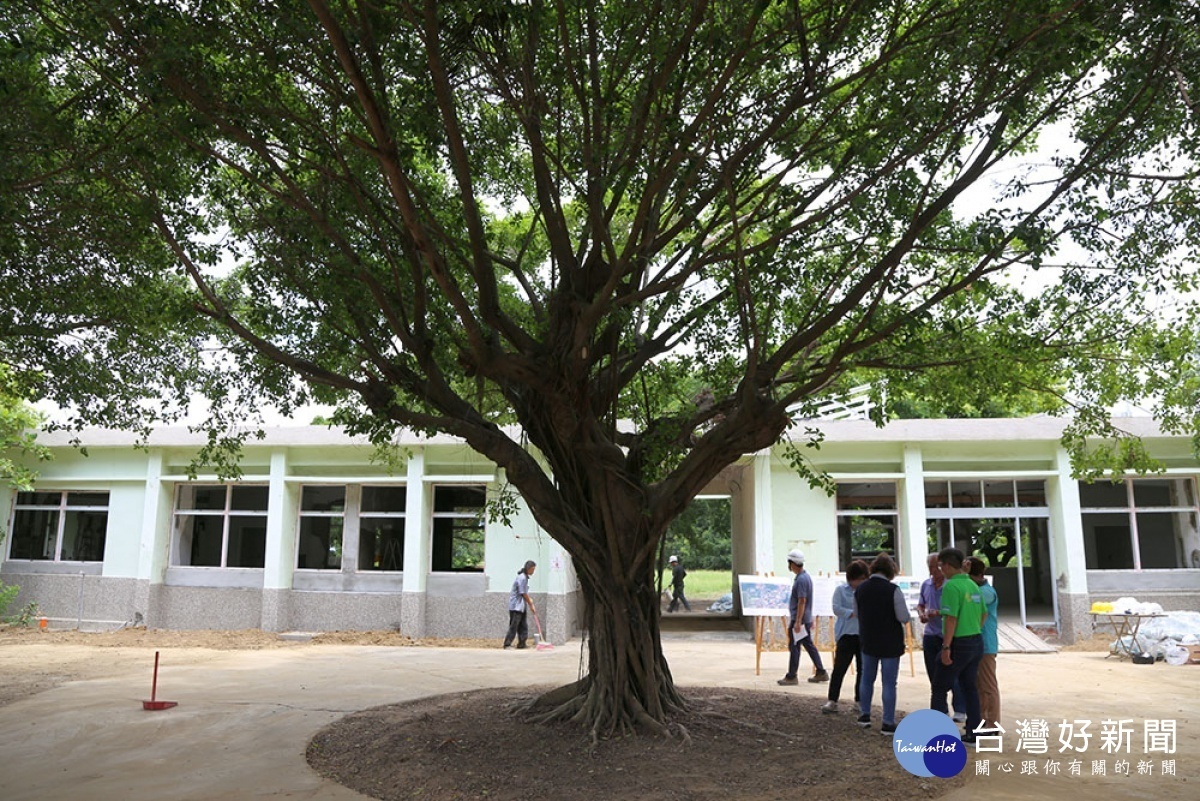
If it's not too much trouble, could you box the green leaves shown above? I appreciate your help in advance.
[2,0,1199,503]
[0,365,50,490]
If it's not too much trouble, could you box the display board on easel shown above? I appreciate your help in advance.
[738,575,790,675]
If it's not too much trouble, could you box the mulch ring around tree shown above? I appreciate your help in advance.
[307,686,965,801]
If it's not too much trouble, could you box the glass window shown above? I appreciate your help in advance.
[1015,481,1046,507]
[173,484,267,568]
[7,491,109,562]
[836,483,896,511]
[837,515,897,565]
[363,486,407,513]
[1078,481,1128,508]
[1082,514,1135,569]
[983,481,1015,508]
[227,518,267,567]
[301,485,345,513]
[433,485,486,513]
[297,486,345,570]
[359,519,405,570]
[924,481,950,509]
[836,483,898,568]
[1137,512,1196,569]
[187,485,228,511]
[1079,477,1200,569]
[950,481,981,508]
[230,485,270,511]
[359,485,406,571]
[1133,478,1191,508]
[431,485,485,571]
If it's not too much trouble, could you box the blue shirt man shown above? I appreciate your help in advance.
[778,549,827,685]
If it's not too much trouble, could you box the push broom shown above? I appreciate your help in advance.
[531,609,554,651]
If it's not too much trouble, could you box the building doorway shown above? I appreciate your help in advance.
[924,479,1056,627]
[661,496,734,617]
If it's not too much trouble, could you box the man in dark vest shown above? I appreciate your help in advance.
[854,552,910,734]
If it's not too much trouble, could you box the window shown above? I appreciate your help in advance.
[836,483,898,568]
[7,491,108,562]
[173,485,268,568]
[431,485,485,571]
[358,485,407,571]
[297,486,345,569]
[924,480,1047,511]
[1080,477,1200,570]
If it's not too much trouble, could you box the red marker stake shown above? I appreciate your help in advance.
[142,650,178,711]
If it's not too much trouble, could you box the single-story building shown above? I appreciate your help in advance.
[3,416,1198,643]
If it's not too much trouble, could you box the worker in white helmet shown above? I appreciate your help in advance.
[666,555,691,612]
[778,549,828,685]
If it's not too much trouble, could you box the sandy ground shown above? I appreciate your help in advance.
[0,625,1196,800]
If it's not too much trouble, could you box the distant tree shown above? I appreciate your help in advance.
[0,366,49,491]
[3,1,1199,738]
[662,498,733,572]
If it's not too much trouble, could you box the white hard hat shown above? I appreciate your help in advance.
[787,549,805,565]
[668,555,679,563]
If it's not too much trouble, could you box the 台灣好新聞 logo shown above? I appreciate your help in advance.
[892,709,967,778]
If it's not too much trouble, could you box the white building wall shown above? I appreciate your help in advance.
[770,461,838,576]
[5,419,1200,642]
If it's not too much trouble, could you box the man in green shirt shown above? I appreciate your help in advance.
[932,547,986,744]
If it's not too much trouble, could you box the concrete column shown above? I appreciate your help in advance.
[134,450,173,626]
[753,453,774,573]
[1049,446,1090,642]
[262,449,295,590]
[261,449,295,631]
[136,450,170,582]
[900,445,928,576]
[340,484,362,574]
[401,449,428,637]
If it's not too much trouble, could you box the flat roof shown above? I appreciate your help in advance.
[35,415,1175,451]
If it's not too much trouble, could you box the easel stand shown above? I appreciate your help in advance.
[906,620,916,676]
[753,615,789,676]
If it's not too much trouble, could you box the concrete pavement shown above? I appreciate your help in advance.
[0,636,1195,800]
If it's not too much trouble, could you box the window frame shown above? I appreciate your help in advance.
[171,483,270,569]
[6,490,110,563]
[295,485,348,571]
[1079,476,1200,570]
[430,484,487,572]
[835,481,900,568]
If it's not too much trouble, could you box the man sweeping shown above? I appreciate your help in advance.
[503,560,537,649]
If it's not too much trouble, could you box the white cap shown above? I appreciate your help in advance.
[668,555,679,563]
[787,549,805,565]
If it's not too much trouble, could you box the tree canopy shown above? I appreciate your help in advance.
[0,366,49,490]
[3,0,1200,736]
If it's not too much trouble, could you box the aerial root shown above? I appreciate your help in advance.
[524,693,586,725]
[693,708,798,742]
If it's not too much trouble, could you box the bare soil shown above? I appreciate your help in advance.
[1,624,963,801]
[307,686,963,801]
[0,625,496,707]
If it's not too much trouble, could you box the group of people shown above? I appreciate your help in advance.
[779,547,1001,741]
[506,547,1002,742]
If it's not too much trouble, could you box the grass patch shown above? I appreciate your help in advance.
[660,569,734,599]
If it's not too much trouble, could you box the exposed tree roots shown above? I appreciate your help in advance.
[514,677,690,747]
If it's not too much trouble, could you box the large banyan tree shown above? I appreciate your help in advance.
[3,1,1199,738]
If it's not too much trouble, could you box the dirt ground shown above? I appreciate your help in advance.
[1,624,1195,801]
[0,624,960,801]
[307,686,960,801]
[0,625,496,708]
